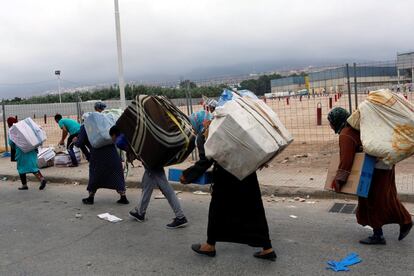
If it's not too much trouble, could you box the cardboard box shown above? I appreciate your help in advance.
[325,153,376,198]
[168,168,213,185]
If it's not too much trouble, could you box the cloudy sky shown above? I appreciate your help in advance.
[0,0,413,98]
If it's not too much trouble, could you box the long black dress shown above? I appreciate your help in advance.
[75,126,126,193]
[183,133,272,249]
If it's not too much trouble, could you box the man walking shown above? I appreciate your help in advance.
[109,126,188,229]
[130,167,188,229]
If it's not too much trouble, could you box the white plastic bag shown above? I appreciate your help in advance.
[205,96,293,180]
[348,89,414,165]
[84,112,119,148]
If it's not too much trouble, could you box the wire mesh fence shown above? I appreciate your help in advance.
[1,57,414,192]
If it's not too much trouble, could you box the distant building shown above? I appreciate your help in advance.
[270,76,306,93]
[397,51,414,83]
[308,65,399,93]
[270,51,414,94]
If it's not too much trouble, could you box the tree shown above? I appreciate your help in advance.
[239,73,283,95]
[179,80,197,89]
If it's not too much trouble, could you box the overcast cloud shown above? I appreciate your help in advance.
[0,0,413,98]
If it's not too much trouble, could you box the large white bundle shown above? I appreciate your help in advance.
[205,96,293,180]
[347,89,414,165]
[37,147,56,168]
[9,118,46,153]
[54,147,81,166]
[84,112,119,148]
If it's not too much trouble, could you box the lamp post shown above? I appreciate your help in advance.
[114,0,126,109]
[55,70,62,104]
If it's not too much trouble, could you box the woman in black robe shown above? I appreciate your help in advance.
[74,125,129,205]
[181,127,276,261]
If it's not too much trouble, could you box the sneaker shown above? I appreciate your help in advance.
[129,210,145,222]
[166,217,188,229]
[39,180,47,190]
[18,186,28,190]
[359,235,386,245]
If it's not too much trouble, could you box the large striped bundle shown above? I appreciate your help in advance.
[116,95,196,168]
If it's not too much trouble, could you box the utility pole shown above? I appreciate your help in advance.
[114,0,126,109]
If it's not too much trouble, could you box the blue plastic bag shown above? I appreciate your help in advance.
[217,89,258,106]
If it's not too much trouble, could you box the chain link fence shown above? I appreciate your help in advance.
[1,58,414,192]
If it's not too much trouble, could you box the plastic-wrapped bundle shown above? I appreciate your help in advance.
[9,118,46,153]
[205,96,293,180]
[37,147,56,168]
[54,147,81,166]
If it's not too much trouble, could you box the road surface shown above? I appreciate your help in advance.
[0,181,413,275]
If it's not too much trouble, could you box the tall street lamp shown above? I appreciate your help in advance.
[55,70,62,104]
[114,0,126,109]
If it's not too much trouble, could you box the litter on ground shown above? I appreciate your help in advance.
[97,213,122,223]
[193,191,209,195]
[326,252,362,272]
[155,191,181,199]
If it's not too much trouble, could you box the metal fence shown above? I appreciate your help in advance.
[1,59,414,192]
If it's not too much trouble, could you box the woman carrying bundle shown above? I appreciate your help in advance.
[181,118,276,262]
[73,122,128,205]
[7,117,47,191]
[328,107,412,245]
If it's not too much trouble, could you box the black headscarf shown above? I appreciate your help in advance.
[327,107,350,134]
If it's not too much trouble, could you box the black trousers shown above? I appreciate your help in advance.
[19,172,40,185]
[67,133,90,165]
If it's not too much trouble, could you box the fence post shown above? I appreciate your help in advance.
[2,101,8,152]
[316,102,322,126]
[76,101,81,123]
[185,81,197,161]
[353,62,358,109]
[346,63,352,113]
[188,82,194,114]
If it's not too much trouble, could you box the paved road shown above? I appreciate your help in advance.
[0,181,413,275]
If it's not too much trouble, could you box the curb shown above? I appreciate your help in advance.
[2,173,414,203]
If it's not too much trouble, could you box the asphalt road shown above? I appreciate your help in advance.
[0,181,413,276]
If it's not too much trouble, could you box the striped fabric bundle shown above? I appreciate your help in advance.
[116,95,196,168]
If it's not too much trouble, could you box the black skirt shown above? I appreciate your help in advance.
[207,164,272,249]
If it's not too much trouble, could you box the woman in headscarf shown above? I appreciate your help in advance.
[180,118,276,261]
[73,120,128,205]
[328,107,412,245]
[94,102,107,113]
[7,117,17,162]
[7,117,47,190]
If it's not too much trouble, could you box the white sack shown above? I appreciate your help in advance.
[347,89,414,165]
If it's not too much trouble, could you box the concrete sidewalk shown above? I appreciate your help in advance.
[1,156,414,202]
